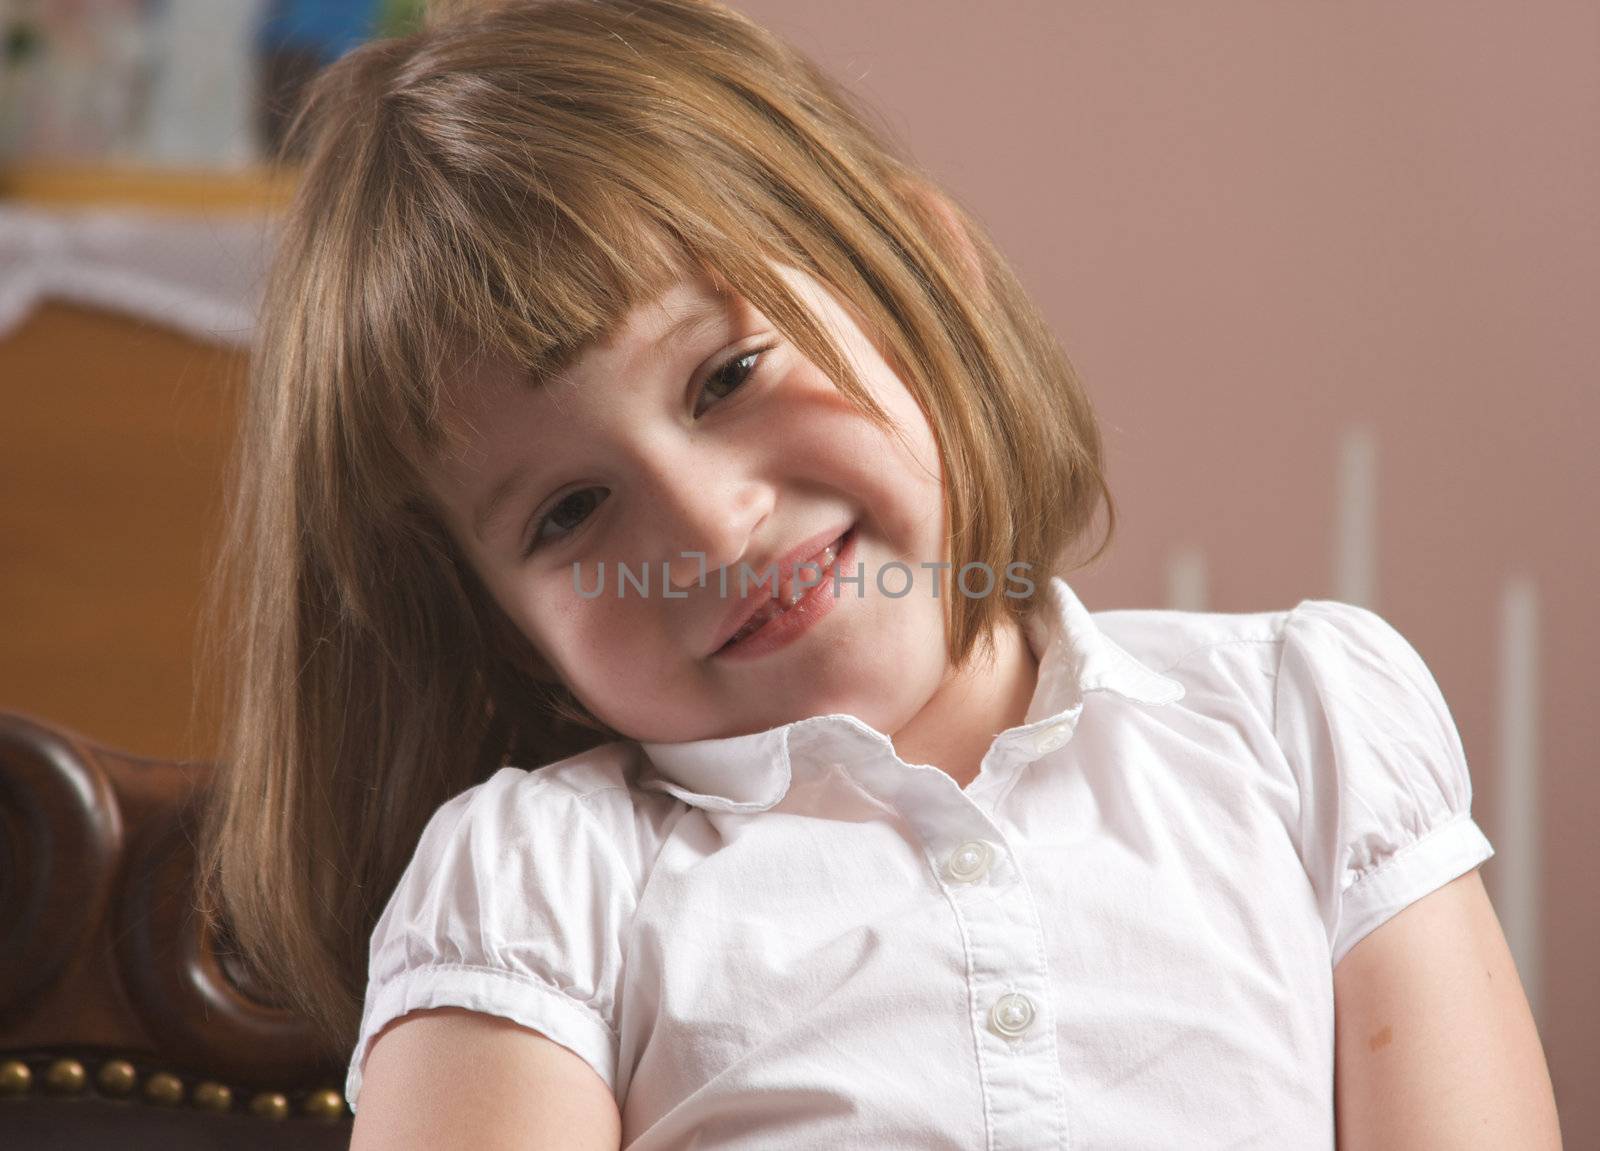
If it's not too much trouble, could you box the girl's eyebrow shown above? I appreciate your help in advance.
[469,291,733,546]
[628,289,733,367]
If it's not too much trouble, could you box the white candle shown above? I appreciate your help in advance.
[1166,547,1207,612]
[1496,576,1542,1025]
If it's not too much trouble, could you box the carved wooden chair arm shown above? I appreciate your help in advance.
[0,711,352,1149]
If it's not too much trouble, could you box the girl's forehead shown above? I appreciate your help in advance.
[447,272,728,400]
[584,275,736,363]
[428,257,846,473]
[429,270,747,468]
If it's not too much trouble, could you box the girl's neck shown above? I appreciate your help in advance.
[890,616,1040,791]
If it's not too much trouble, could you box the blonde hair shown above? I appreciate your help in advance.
[193,0,1118,1058]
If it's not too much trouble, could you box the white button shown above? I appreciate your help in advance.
[1030,722,1071,755]
[988,992,1036,1038]
[944,839,993,883]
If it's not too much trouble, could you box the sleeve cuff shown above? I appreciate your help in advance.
[1332,811,1496,969]
[345,962,620,1114]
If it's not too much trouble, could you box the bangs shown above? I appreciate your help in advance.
[352,171,711,473]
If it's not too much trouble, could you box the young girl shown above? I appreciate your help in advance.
[193,1,1562,1147]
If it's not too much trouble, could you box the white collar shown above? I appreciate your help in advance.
[636,575,1186,813]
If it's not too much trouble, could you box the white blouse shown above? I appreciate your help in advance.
[344,576,1494,1149]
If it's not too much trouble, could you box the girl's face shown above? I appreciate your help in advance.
[427,260,954,744]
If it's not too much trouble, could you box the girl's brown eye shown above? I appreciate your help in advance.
[692,343,773,418]
[523,488,607,557]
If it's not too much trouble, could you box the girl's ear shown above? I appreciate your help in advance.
[897,176,988,301]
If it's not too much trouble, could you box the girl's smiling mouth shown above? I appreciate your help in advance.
[711,524,857,659]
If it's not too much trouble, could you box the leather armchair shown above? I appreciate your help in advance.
[0,711,352,1149]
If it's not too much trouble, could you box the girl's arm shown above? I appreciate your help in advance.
[350,1007,622,1151]
[1332,867,1562,1149]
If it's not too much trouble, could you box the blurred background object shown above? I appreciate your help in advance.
[0,1,424,773]
[0,12,418,1129]
[0,0,160,164]
[0,712,356,1147]
[0,0,425,167]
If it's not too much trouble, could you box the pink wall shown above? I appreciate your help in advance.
[736,1,1598,1143]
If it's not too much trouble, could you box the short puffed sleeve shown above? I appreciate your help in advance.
[344,765,643,1113]
[1273,599,1495,969]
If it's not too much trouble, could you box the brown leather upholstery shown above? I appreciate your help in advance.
[0,711,351,1148]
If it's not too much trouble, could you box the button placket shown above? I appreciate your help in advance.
[825,727,1066,1141]
[924,814,1064,1141]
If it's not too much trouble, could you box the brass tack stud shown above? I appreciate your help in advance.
[0,1060,32,1096]
[143,1071,185,1106]
[43,1059,86,1093]
[302,1087,348,1121]
[249,1091,290,1121]
[96,1060,137,1096]
[192,1081,233,1112]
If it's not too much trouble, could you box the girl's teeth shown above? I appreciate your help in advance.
[782,538,839,606]
[731,535,844,645]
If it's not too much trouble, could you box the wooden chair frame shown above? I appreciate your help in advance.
[0,711,352,1149]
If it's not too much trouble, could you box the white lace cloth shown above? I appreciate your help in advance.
[0,204,278,347]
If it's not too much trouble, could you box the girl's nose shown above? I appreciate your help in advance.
[653,464,775,594]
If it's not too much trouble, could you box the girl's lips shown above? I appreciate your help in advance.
[708,522,854,655]
[712,525,855,659]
